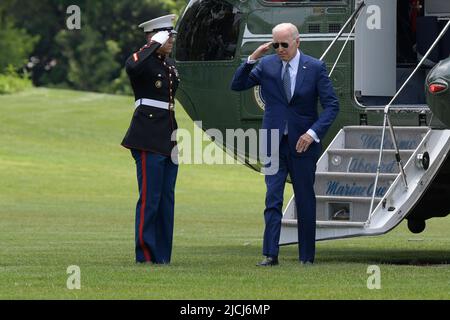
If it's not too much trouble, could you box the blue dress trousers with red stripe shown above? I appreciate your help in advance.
[132,150,178,263]
[122,41,180,263]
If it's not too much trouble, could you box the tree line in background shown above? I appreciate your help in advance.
[0,0,188,94]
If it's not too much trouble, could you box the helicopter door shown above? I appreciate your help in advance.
[354,0,397,99]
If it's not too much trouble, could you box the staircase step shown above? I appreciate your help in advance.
[316,195,382,223]
[364,105,430,111]
[282,219,365,228]
[315,172,398,198]
[326,149,414,173]
[343,126,428,150]
[316,195,383,201]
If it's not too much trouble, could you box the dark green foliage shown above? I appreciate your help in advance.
[0,67,32,94]
[0,19,39,73]
[0,0,189,93]
[55,26,121,92]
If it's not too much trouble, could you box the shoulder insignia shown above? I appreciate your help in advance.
[133,53,139,62]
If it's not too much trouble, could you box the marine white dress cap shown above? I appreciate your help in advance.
[139,14,177,33]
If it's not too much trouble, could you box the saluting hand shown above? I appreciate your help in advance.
[151,31,170,46]
[249,42,272,61]
[296,133,314,153]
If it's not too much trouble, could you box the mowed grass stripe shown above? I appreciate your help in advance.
[0,88,449,299]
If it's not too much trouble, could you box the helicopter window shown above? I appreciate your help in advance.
[262,0,347,6]
[175,0,242,61]
[328,23,342,33]
[308,24,321,33]
[264,0,343,3]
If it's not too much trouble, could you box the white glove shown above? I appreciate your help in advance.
[151,31,170,45]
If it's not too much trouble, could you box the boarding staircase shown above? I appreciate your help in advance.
[278,1,450,244]
[279,125,450,244]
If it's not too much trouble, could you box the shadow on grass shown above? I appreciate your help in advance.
[296,247,450,266]
[175,244,450,267]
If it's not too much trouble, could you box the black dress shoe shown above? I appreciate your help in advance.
[256,256,279,266]
[300,260,314,266]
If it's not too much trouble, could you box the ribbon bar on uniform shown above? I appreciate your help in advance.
[135,98,173,110]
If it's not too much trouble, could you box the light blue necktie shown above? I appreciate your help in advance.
[283,63,291,102]
[283,63,291,135]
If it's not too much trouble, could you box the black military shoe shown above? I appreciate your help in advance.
[300,260,314,267]
[256,256,279,266]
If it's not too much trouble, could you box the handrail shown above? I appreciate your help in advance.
[320,0,366,61]
[329,12,361,76]
[367,19,450,224]
[385,19,450,112]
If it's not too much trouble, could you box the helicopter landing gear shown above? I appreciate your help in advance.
[407,219,426,234]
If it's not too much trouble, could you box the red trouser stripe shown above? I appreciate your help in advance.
[139,151,151,262]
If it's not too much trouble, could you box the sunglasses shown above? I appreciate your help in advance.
[272,42,289,49]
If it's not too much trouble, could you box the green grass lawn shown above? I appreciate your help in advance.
[0,88,449,299]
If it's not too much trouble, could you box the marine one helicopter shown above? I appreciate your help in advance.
[172,0,450,244]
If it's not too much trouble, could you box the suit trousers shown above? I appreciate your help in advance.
[263,135,317,262]
[131,149,178,264]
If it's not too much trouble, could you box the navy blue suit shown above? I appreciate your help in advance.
[231,52,339,262]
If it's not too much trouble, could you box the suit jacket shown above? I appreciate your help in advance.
[231,52,339,159]
[121,42,180,156]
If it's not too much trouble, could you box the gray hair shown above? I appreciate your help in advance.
[272,23,299,40]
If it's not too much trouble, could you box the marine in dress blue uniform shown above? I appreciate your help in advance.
[231,23,339,266]
[122,15,180,264]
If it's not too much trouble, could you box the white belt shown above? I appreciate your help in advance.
[135,98,173,110]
